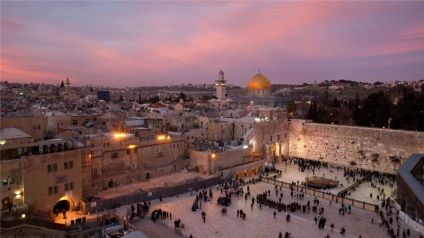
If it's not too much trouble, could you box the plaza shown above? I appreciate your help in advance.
[95,160,421,238]
[273,162,397,206]
[113,179,420,238]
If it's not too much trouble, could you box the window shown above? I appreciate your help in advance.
[72,120,78,125]
[277,135,280,140]
[2,179,8,186]
[37,125,41,129]
[126,150,130,155]
[69,161,73,169]
[33,125,37,129]
[111,152,118,158]
[48,186,58,195]
[64,182,74,191]
[64,162,68,169]
[48,164,58,173]
[134,149,138,154]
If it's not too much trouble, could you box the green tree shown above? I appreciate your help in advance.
[287,100,297,113]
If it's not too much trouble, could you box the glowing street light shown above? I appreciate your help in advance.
[113,133,127,139]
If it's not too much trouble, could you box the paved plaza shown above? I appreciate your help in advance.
[115,181,421,238]
[273,163,397,205]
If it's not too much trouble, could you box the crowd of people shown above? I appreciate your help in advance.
[140,157,420,238]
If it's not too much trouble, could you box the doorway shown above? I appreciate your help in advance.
[53,199,70,213]
[1,197,11,211]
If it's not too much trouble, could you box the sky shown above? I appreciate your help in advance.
[1,1,424,88]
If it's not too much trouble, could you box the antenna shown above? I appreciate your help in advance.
[259,68,261,74]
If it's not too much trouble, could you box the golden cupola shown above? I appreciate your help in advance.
[247,73,271,90]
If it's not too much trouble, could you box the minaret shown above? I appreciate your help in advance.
[215,70,227,100]
[64,78,71,101]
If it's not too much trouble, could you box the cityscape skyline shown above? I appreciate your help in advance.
[1,1,424,88]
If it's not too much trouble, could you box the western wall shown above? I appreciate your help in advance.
[288,119,424,174]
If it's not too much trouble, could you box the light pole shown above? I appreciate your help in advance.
[210,152,216,174]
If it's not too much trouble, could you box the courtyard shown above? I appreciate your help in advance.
[114,180,419,238]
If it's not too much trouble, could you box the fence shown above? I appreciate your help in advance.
[81,176,221,214]
[0,216,67,231]
[262,177,377,212]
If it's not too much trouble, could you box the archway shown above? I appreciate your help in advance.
[251,167,257,175]
[1,197,11,211]
[146,173,151,180]
[52,199,70,213]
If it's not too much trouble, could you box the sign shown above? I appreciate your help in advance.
[55,176,68,184]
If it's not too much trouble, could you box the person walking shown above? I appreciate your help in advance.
[201,211,206,223]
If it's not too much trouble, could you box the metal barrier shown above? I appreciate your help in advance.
[262,177,377,212]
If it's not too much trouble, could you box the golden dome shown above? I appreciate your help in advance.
[247,73,271,90]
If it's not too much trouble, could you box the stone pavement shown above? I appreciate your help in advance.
[273,163,396,205]
[115,181,422,238]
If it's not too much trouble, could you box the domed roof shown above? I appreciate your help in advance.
[218,70,224,75]
[247,73,271,90]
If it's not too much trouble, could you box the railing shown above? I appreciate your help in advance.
[262,176,377,212]
[337,171,373,197]
[1,216,67,231]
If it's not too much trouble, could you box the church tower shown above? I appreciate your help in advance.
[215,70,227,100]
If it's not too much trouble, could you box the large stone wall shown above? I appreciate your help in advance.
[288,120,424,174]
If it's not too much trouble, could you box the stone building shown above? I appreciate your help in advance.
[1,116,47,142]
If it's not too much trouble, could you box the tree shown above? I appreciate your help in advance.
[179,92,186,102]
[306,99,318,120]
[286,100,297,114]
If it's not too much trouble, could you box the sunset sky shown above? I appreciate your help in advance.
[1,1,424,87]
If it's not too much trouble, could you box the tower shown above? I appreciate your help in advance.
[64,78,71,101]
[215,70,227,100]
